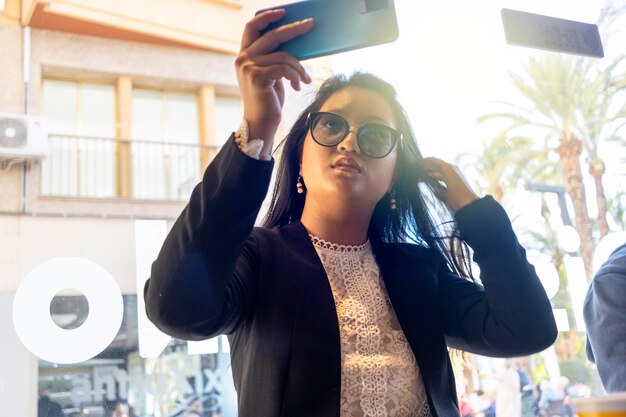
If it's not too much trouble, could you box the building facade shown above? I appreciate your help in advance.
[0,1,331,416]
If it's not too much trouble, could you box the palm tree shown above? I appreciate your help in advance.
[480,54,598,282]
[523,197,578,358]
[523,198,575,329]
[579,57,626,237]
[607,186,626,229]
[479,50,626,280]
[456,134,543,203]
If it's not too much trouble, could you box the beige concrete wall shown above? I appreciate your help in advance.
[0,216,140,292]
[0,164,25,212]
[0,292,39,417]
[1,0,21,20]
[22,0,279,52]
[28,28,240,114]
[0,25,24,114]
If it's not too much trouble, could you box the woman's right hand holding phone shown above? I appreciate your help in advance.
[236,9,313,151]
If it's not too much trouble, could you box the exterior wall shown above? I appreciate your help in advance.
[0,27,239,218]
[0,291,39,417]
[0,0,21,22]
[21,0,279,52]
[0,25,24,114]
[0,163,24,212]
[0,216,142,293]
[27,28,240,114]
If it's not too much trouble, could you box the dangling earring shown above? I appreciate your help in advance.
[390,188,397,210]
[296,176,304,194]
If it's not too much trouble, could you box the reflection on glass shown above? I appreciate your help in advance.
[50,290,89,330]
[38,295,237,417]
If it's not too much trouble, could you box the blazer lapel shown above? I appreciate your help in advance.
[278,221,342,416]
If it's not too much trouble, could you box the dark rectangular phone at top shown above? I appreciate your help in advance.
[501,8,604,58]
[256,0,399,61]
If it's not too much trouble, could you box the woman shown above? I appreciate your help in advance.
[495,361,521,417]
[144,9,557,417]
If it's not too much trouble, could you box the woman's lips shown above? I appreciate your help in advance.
[332,157,362,172]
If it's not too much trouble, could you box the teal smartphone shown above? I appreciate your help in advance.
[256,0,399,61]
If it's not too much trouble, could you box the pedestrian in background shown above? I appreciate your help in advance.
[584,242,626,393]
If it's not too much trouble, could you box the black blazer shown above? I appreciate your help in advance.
[144,136,557,417]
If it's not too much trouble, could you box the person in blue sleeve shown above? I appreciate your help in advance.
[584,242,626,393]
[144,10,557,417]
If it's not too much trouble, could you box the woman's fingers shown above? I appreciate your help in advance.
[252,52,312,83]
[241,9,286,49]
[273,63,303,91]
[421,157,478,212]
[247,18,314,57]
[421,157,463,186]
[420,157,448,181]
[247,62,305,91]
[237,51,311,92]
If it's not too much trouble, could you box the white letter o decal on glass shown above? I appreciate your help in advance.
[12,257,123,364]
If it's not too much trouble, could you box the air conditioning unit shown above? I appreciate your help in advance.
[0,113,50,159]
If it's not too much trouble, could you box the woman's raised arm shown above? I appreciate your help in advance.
[143,11,312,340]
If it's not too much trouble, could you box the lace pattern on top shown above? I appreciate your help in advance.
[234,119,271,161]
[310,235,432,417]
[309,234,369,253]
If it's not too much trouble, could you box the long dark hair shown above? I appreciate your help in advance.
[262,72,472,277]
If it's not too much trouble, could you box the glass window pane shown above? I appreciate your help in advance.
[215,97,242,147]
[132,90,166,199]
[81,84,115,138]
[132,89,201,200]
[42,80,79,196]
[31,294,238,417]
[167,92,198,144]
[167,92,199,200]
[41,80,116,198]
[43,80,78,136]
[132,90,164,142]
[80,84,116,198]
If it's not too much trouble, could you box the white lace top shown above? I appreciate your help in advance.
[310,235,432,417]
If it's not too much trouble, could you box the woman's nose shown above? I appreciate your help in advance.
[338,129,360,153]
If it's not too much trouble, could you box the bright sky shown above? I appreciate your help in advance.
[331,0,620,160]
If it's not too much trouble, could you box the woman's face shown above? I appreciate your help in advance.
[300,86,398,210]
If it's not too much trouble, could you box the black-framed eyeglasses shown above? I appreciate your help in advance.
[307,112,402,159]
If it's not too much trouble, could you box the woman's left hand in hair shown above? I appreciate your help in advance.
[420,157,479,213]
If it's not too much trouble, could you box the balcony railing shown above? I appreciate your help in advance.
[41,135,220,200]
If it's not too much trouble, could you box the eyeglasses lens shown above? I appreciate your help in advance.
[311,112,398,158]
[312,113,347,145]
[358,125,394,158]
